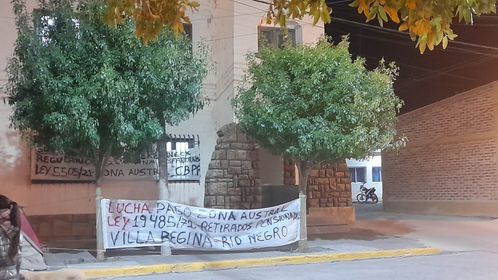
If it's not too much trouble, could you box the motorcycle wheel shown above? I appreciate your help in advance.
[356,193,366,203]
[370,194,379,204]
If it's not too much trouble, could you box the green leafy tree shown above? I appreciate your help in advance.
[135,19,208,222]
[104,0,496,53]
[8,0,207,258]
[233,37,404,197]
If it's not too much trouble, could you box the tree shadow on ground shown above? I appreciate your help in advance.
[309,220,414,241]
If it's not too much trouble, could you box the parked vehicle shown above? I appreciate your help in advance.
[356,183,379,204]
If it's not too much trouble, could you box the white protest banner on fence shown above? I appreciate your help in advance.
[101,199,300,250]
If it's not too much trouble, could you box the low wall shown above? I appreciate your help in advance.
[307,207,355,234]
[28,214,96,249]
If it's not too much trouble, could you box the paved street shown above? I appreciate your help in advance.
[112,251,498,280]
[105,204,498,279]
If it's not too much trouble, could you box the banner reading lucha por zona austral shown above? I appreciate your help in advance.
[101,199,300,250]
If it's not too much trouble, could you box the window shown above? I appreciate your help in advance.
[166,137,196,152]
[166,135,201,181]
[348,167,366,183]
[372,167,382,182]
[258,25,302,50]
[34,11,80,46]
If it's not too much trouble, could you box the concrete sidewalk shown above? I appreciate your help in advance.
[40,234,440,279]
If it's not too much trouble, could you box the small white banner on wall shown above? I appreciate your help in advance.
[101,199,300,250]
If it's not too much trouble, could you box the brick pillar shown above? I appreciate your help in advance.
[283,160,352,208]
[307,161,352,208]
[205,123,262,209]
[282,160,355,232]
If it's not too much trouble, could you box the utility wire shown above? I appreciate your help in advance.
[329,17,498,53]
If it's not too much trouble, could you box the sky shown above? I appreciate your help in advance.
[325,3,498,113]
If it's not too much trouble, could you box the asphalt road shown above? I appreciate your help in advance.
[105,204,498,280]
[110,251,498,280]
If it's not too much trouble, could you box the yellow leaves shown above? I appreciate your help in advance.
[353,0,370,16]
[312,3,321,25]
[384,7,400,23]
[410,25,458,53]
[310,0,331,25]
[266,11,273,24]
[378,6,388,23]
[351,0,401,27]
[405,0,416,10]
[415,31,438,53]
[398,22,408,31]
[412,18,430,36]
[103,0,490,54]
[321,3,332,24]
[264,0,331,28]
[105,0,199,44]
[426,33,434,51]
[442,36,448,49]
[406,20,441,53]
[392,13,458,53]
[416,34,427,53]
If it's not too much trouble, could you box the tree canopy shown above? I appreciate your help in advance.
[9,0,207,259]
[232,37,404,192]
[8,0,164,179]
[8,0,207,174]
[104,0,496,53]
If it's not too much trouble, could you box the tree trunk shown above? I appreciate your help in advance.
[157,121,169,201]
[95,174,104,261]
[157,120,171,255]
[297,160,311,251]
[94,153,108,261]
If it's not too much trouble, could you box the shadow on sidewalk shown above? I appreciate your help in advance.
[310,219,413,242]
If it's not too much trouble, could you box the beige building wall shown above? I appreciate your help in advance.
[383,81,498,217]
[0,0,323,220]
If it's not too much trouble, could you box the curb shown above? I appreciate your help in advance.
[83,247,441,279]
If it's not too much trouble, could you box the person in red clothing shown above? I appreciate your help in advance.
[0,195,21,279]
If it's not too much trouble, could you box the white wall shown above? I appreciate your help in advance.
[347,155,383,202]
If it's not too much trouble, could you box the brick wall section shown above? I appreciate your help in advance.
[283,160,352,208]
[383,82,498,202]
[397,89,494,141]
[204,123,262,209]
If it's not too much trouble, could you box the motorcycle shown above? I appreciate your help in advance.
[356,183,379,204]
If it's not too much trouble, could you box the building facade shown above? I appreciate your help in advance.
[383,81,498,217]
[347,154,383,202]
[0,1,355,244]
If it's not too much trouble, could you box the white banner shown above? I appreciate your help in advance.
[101,199,300,250]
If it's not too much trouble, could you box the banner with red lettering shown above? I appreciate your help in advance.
[101,199,300,250]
